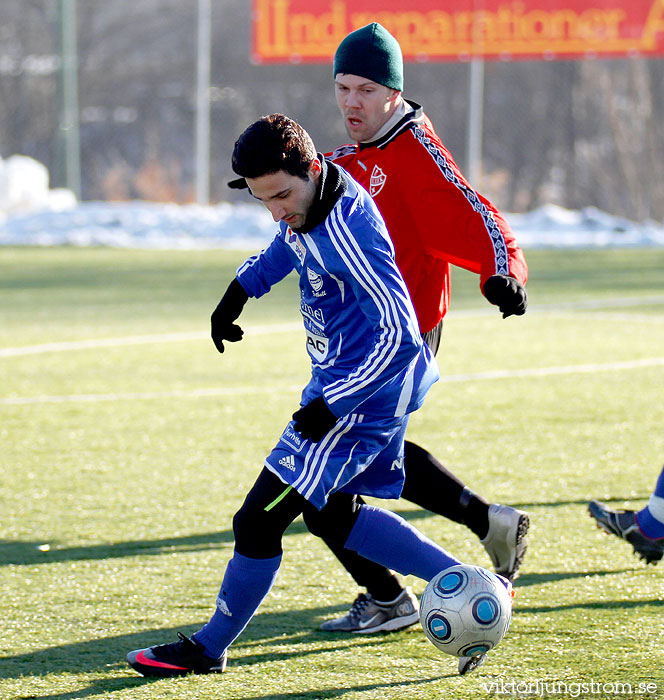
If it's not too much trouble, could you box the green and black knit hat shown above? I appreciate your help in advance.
[333,23,403,91]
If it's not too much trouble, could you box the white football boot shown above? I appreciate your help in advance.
[481,504,530,580]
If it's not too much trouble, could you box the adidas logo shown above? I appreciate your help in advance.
[278,455,296,471]
[216,598,232,617]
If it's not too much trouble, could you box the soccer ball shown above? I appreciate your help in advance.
[419,564,513,658]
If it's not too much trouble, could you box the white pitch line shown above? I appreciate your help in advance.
[526,295,664,312]
[2,357,662,406]
[0,322,303,358]
[436,356,664,383]
[443,295,664,318]
[0,384,305,405]
[0,331,208,357]
[2,295,663,359]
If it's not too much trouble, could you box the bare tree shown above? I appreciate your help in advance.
[1,0,662,219]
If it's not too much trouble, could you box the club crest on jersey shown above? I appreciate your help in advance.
[370,165,387,197]
[307,267,326,297]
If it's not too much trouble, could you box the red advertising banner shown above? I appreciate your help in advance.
[252,0,664,62]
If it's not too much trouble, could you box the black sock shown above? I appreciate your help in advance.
[459,486,490,539]
[401,441,490,539]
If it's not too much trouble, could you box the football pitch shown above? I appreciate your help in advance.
[1,246,663,700]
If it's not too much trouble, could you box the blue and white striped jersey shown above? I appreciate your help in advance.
[236,169,439,419]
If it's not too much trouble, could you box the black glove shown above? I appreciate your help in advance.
[211,278,248,353]
[483,275,528,318]
[292,396,337,442]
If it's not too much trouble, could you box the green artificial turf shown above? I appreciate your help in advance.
[1,247,663,699]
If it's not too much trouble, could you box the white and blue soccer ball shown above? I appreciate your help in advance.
[419,564,513,658]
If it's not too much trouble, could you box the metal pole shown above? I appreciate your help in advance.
[195,0,211,205]
[59,0,81,199]
[466,57,485,188]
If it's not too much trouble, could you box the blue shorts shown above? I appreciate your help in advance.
[264,413,409,510]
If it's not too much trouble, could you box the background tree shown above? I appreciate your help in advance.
[1,0,662,219]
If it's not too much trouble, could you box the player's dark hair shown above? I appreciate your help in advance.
[232,114,317,181]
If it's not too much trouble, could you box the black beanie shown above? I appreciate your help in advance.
[333,23,403,92]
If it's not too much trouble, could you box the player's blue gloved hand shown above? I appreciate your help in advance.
[483,274,527,318]
[292,396,337,442]
[211,278,248,353]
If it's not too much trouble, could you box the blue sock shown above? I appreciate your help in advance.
[193,551,282,659]
[636,466,664,540]
[344,505,461,581]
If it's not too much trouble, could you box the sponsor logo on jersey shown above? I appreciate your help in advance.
[306,329,329,362]
[286,229,306,264]
[301,299,325,326]
[370,165,387,197]
[307,267,326,297]
[282,423,306,452]
[278,454,296,471]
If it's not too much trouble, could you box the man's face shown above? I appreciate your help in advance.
[246,161,320,230]
[334,74,401,142]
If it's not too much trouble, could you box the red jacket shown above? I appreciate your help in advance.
[329,102,528,334]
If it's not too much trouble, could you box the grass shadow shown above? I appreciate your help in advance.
[0,508,433,568]
[510,495,650,509]
[217,675,455,700]
[0,531,236,567]
[517,597,664,614]
[514,568,636,587]
[15,674,452,700]
[10,676,159,700]
[1,605,451,700]
[0,604,413,680]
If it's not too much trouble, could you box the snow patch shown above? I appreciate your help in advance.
[1,154,663,249]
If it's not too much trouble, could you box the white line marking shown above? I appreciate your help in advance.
[2,357,662,406]
[437,357,664,383]
[0,384,304,405]
[2,296,663,359]
[0,322,302,357]
[545,312,664,324]
[3,295,663,359]
[444,295,664,318]
[1,295,662,405]
[527,295,664,312]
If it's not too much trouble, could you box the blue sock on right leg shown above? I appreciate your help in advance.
[344,504,461,581]
[636,466,664,540]
[193,551,281,659]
